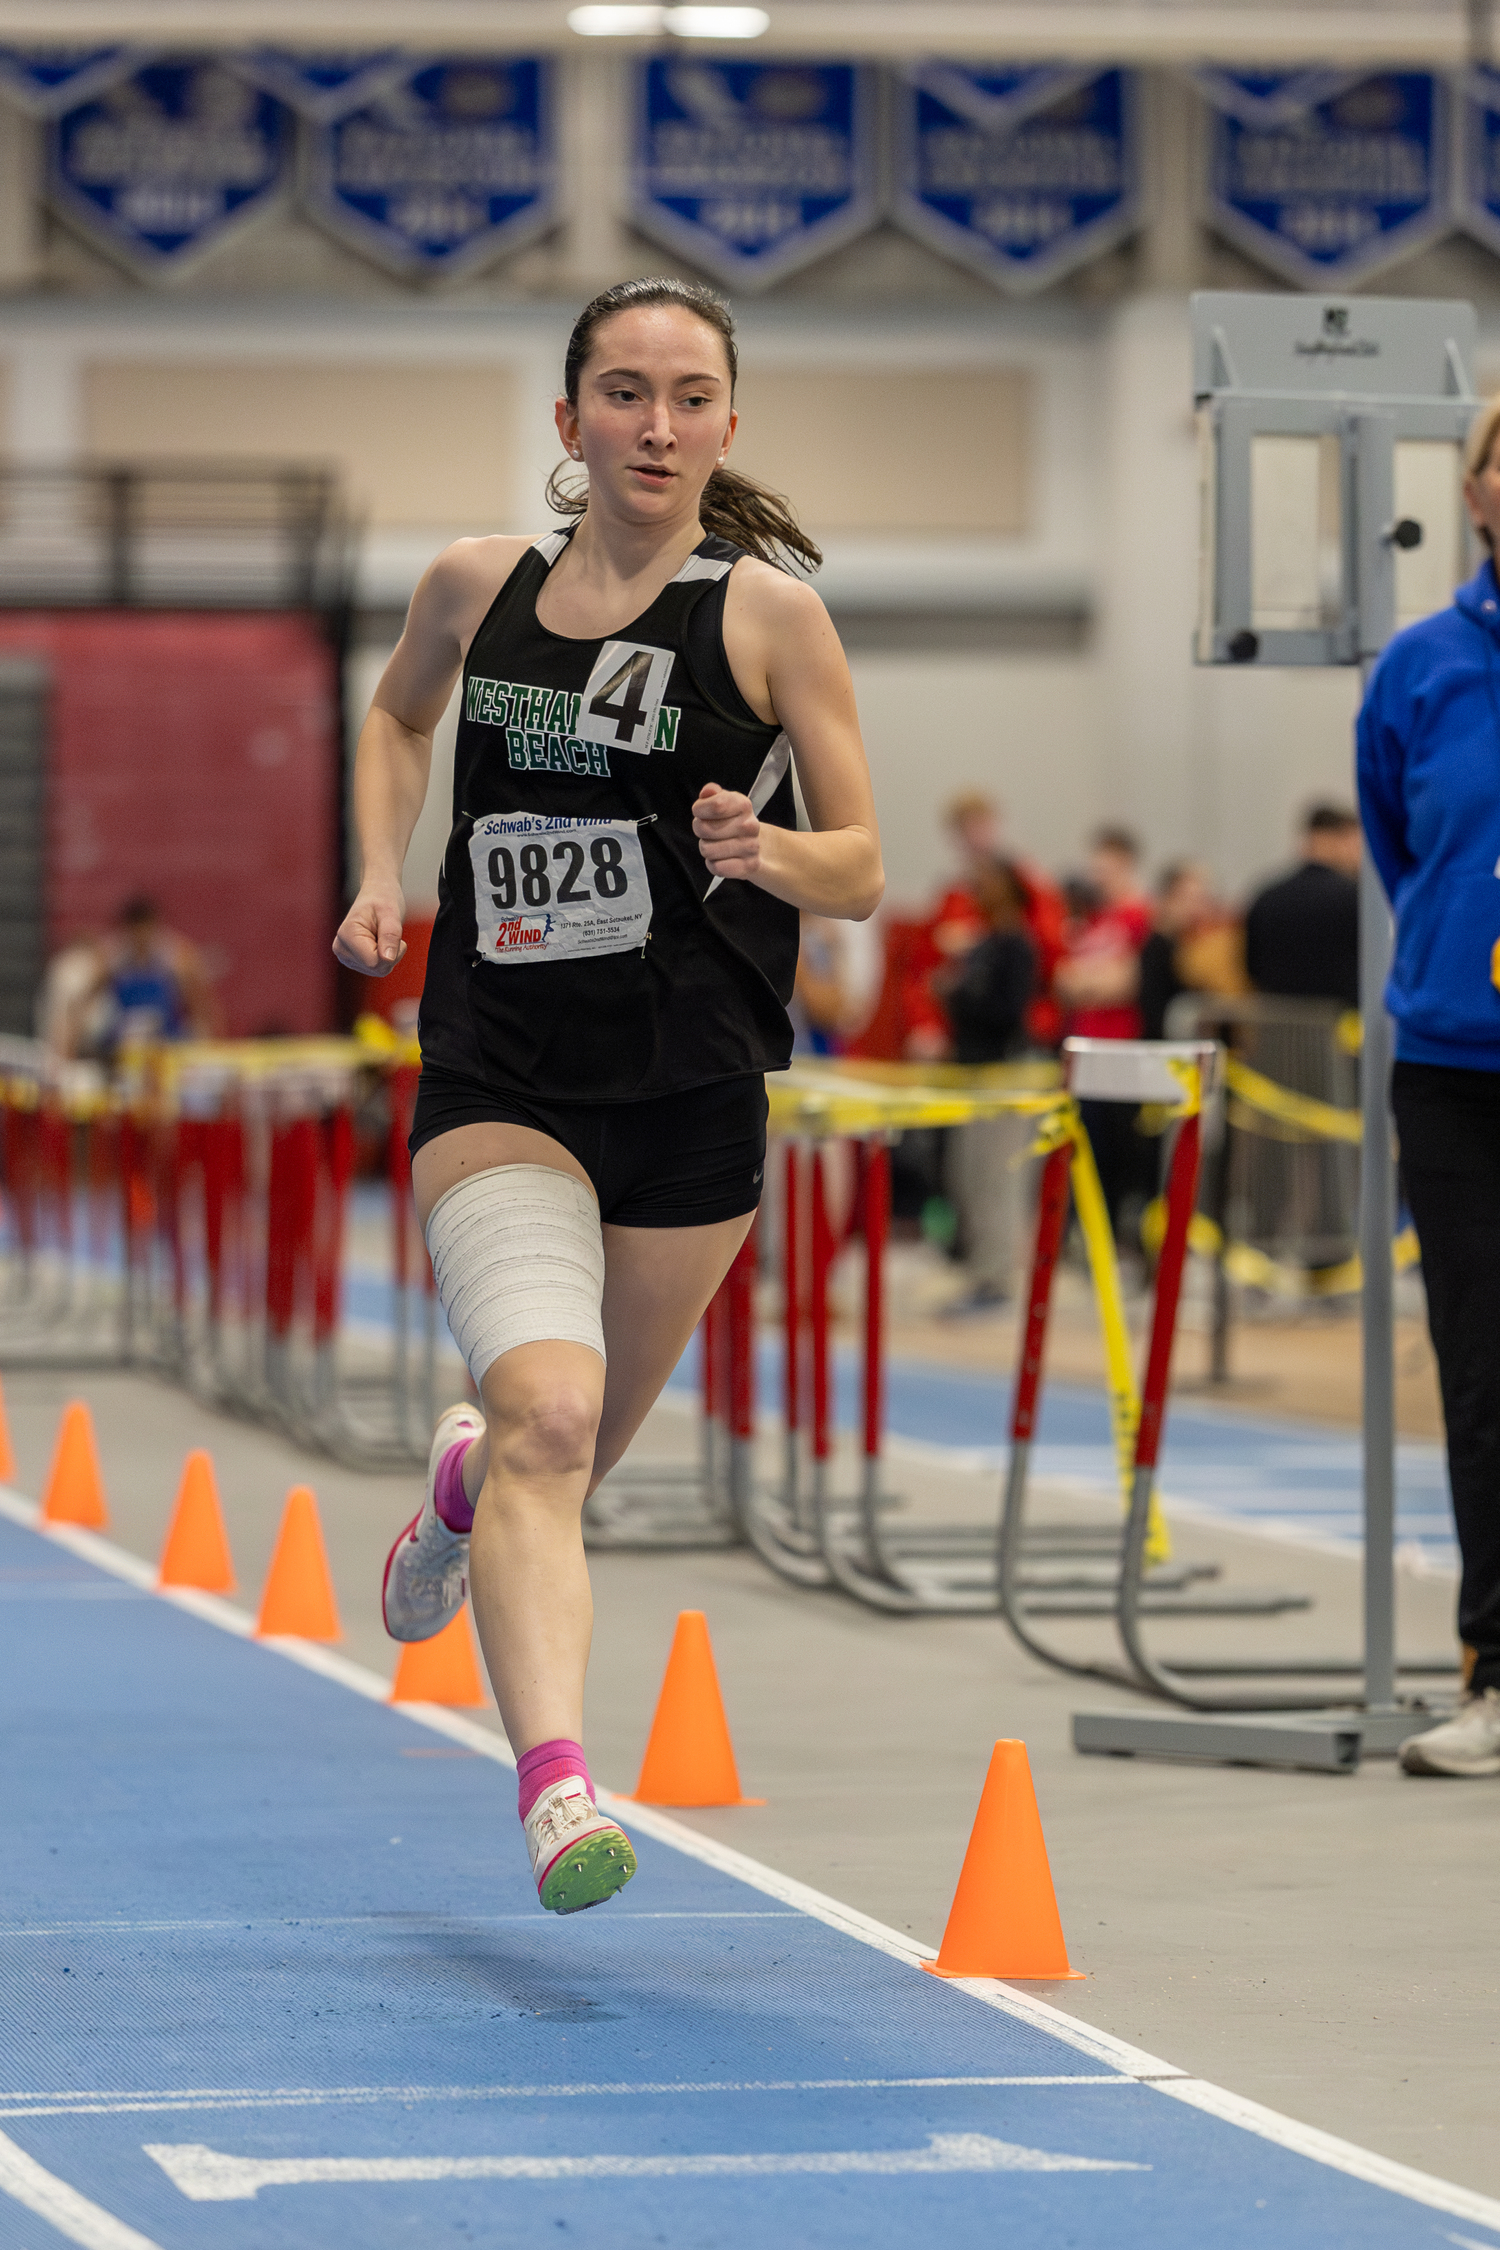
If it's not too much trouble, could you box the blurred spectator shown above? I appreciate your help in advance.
[938,862,1037,1067]
[1055,826,1153,1242]
[1245,804,1361,1007]
[37,931,109,1057]
[1054,827,1151,1036]
[62,896,216,1058]
[934,861,1037,1311]
[791,914,861,1056]
[902,791,1067,1059]
[1139,861,1248,1039]
[1358,412,1500,1772]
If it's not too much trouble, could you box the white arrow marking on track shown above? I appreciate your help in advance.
[0,2127,164,2250]
[146,2132,1149,2201]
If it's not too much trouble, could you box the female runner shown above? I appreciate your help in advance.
[334,278,883,1914]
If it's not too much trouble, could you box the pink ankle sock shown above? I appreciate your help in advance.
[433,1439,476,1534]
[517,1739,592,1823]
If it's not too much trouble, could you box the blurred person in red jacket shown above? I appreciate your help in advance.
[903,791,1066,1058]
[1054,826,1154,1244]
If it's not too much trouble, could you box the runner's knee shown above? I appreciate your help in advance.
[483,1367,601,1485]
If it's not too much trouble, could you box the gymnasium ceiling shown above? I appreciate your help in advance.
[0,0,1478,68]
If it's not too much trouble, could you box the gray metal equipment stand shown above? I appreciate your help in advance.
[1076,291,1476,1772]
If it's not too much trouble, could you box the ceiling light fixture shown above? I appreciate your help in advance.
[665,6,770,34]
[567,4,770,36]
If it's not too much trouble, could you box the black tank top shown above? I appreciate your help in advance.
[418,528,800,1102]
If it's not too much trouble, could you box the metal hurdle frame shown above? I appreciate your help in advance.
[996,1038,1320,1690]
[581,1240,744,1552]
[743,1065,1243,1619]
[1072,292,1477,1765]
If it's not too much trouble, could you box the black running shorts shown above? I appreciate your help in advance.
[408,1067,768,1229]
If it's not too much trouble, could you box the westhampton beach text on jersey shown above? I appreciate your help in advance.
[466,674,681,778]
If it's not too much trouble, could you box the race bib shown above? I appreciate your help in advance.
[470,812,651,966]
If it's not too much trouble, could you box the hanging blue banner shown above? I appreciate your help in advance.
[1189,67,1359,130]
[630,59,877,290]
[1456,66,1500,261]
[0,47,142,118]
[1204,73,1450,290]
[893,64,1140,295]
[50,60,293,277]
[302,57,557,279]
[229,49,406,124]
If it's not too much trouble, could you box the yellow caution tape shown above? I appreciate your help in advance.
[1163,1054,1204,1117]
[1141,1198,1421,1297]
[353,1013,422,1067]
[155,1036,373,1083]
[1223,1056,1362,1143]
[824,1058,1063,1093]
[768,1063,1071,1139]
[1059,1107,1170,1567]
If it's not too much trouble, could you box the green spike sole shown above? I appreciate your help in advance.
[539,1825,638,1915]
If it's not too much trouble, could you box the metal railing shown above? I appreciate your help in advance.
[0,462,355,612]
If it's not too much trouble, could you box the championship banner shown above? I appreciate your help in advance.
[1203,72,1450,290]
[302,57,557,279]
[50,60,293,278]
[1455,67,1500,262]
[0,48,142,118]
[228,50,406,124]
[892,64,1140,295]
[630,59,877,290]
[1189,67,1359,129]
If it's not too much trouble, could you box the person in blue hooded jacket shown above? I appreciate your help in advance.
[1357,395,1500,1778]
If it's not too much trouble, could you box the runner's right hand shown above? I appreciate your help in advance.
[333,886,408,976]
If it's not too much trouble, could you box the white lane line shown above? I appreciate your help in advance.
[1156,2081,1500,2236]
[0,2074,1131,2119]
[0,2127,163,2250]
[145,2132,1149,2201]
[5,1485,1499,2235]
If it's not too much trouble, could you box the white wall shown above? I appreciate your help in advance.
[0,290,1414,921]
[851,648,1105,909]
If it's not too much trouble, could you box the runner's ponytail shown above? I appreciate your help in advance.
[547,276,822,575]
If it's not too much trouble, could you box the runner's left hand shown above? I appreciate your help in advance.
[693,783,761,883]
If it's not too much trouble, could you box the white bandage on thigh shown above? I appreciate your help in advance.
[424,1165,606,1387]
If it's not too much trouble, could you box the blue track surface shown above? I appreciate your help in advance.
[0,1507,1488,2248]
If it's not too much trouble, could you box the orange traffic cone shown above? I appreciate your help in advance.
[625,1610,763,1807]
[255,1486,340,1641]
[0,1373,15,1484]
[40,1401,108,1529]
[389,1602,486,1706]
[922,1740,1083,1981]
[157,1451,236,1594]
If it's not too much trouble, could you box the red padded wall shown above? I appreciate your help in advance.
[0,611,339,1036]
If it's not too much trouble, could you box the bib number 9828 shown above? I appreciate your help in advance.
[470,813,650,966]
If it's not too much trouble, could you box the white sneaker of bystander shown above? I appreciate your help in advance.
[1399,1687,1500,1777]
